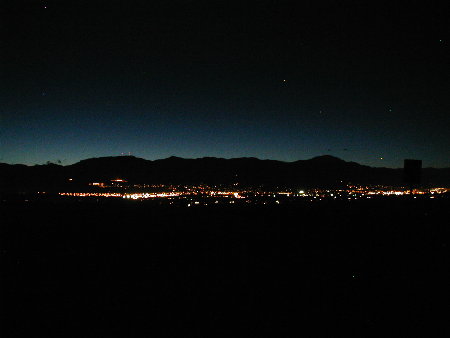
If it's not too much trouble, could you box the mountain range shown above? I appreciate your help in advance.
[1,155,449,193]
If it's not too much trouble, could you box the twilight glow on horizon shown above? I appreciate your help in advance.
[2,1,449,168]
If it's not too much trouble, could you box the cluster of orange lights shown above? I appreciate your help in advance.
[59,192,122,197]
[123,192,181,199]
[58,184,449,201]
[58,191,246,199]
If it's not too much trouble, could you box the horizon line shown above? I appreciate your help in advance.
[1,154,444,170]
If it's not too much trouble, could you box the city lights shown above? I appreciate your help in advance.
[57,183,450,204]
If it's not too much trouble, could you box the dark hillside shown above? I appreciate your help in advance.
[1,156,449,193]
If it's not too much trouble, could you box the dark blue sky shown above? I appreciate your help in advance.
[1,0,449,167]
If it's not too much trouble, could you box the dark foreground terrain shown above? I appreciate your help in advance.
[2,197,450,337]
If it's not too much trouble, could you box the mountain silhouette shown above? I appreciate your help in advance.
[1,155,449,193]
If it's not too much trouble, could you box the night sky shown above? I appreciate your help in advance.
[1,0,449,167]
